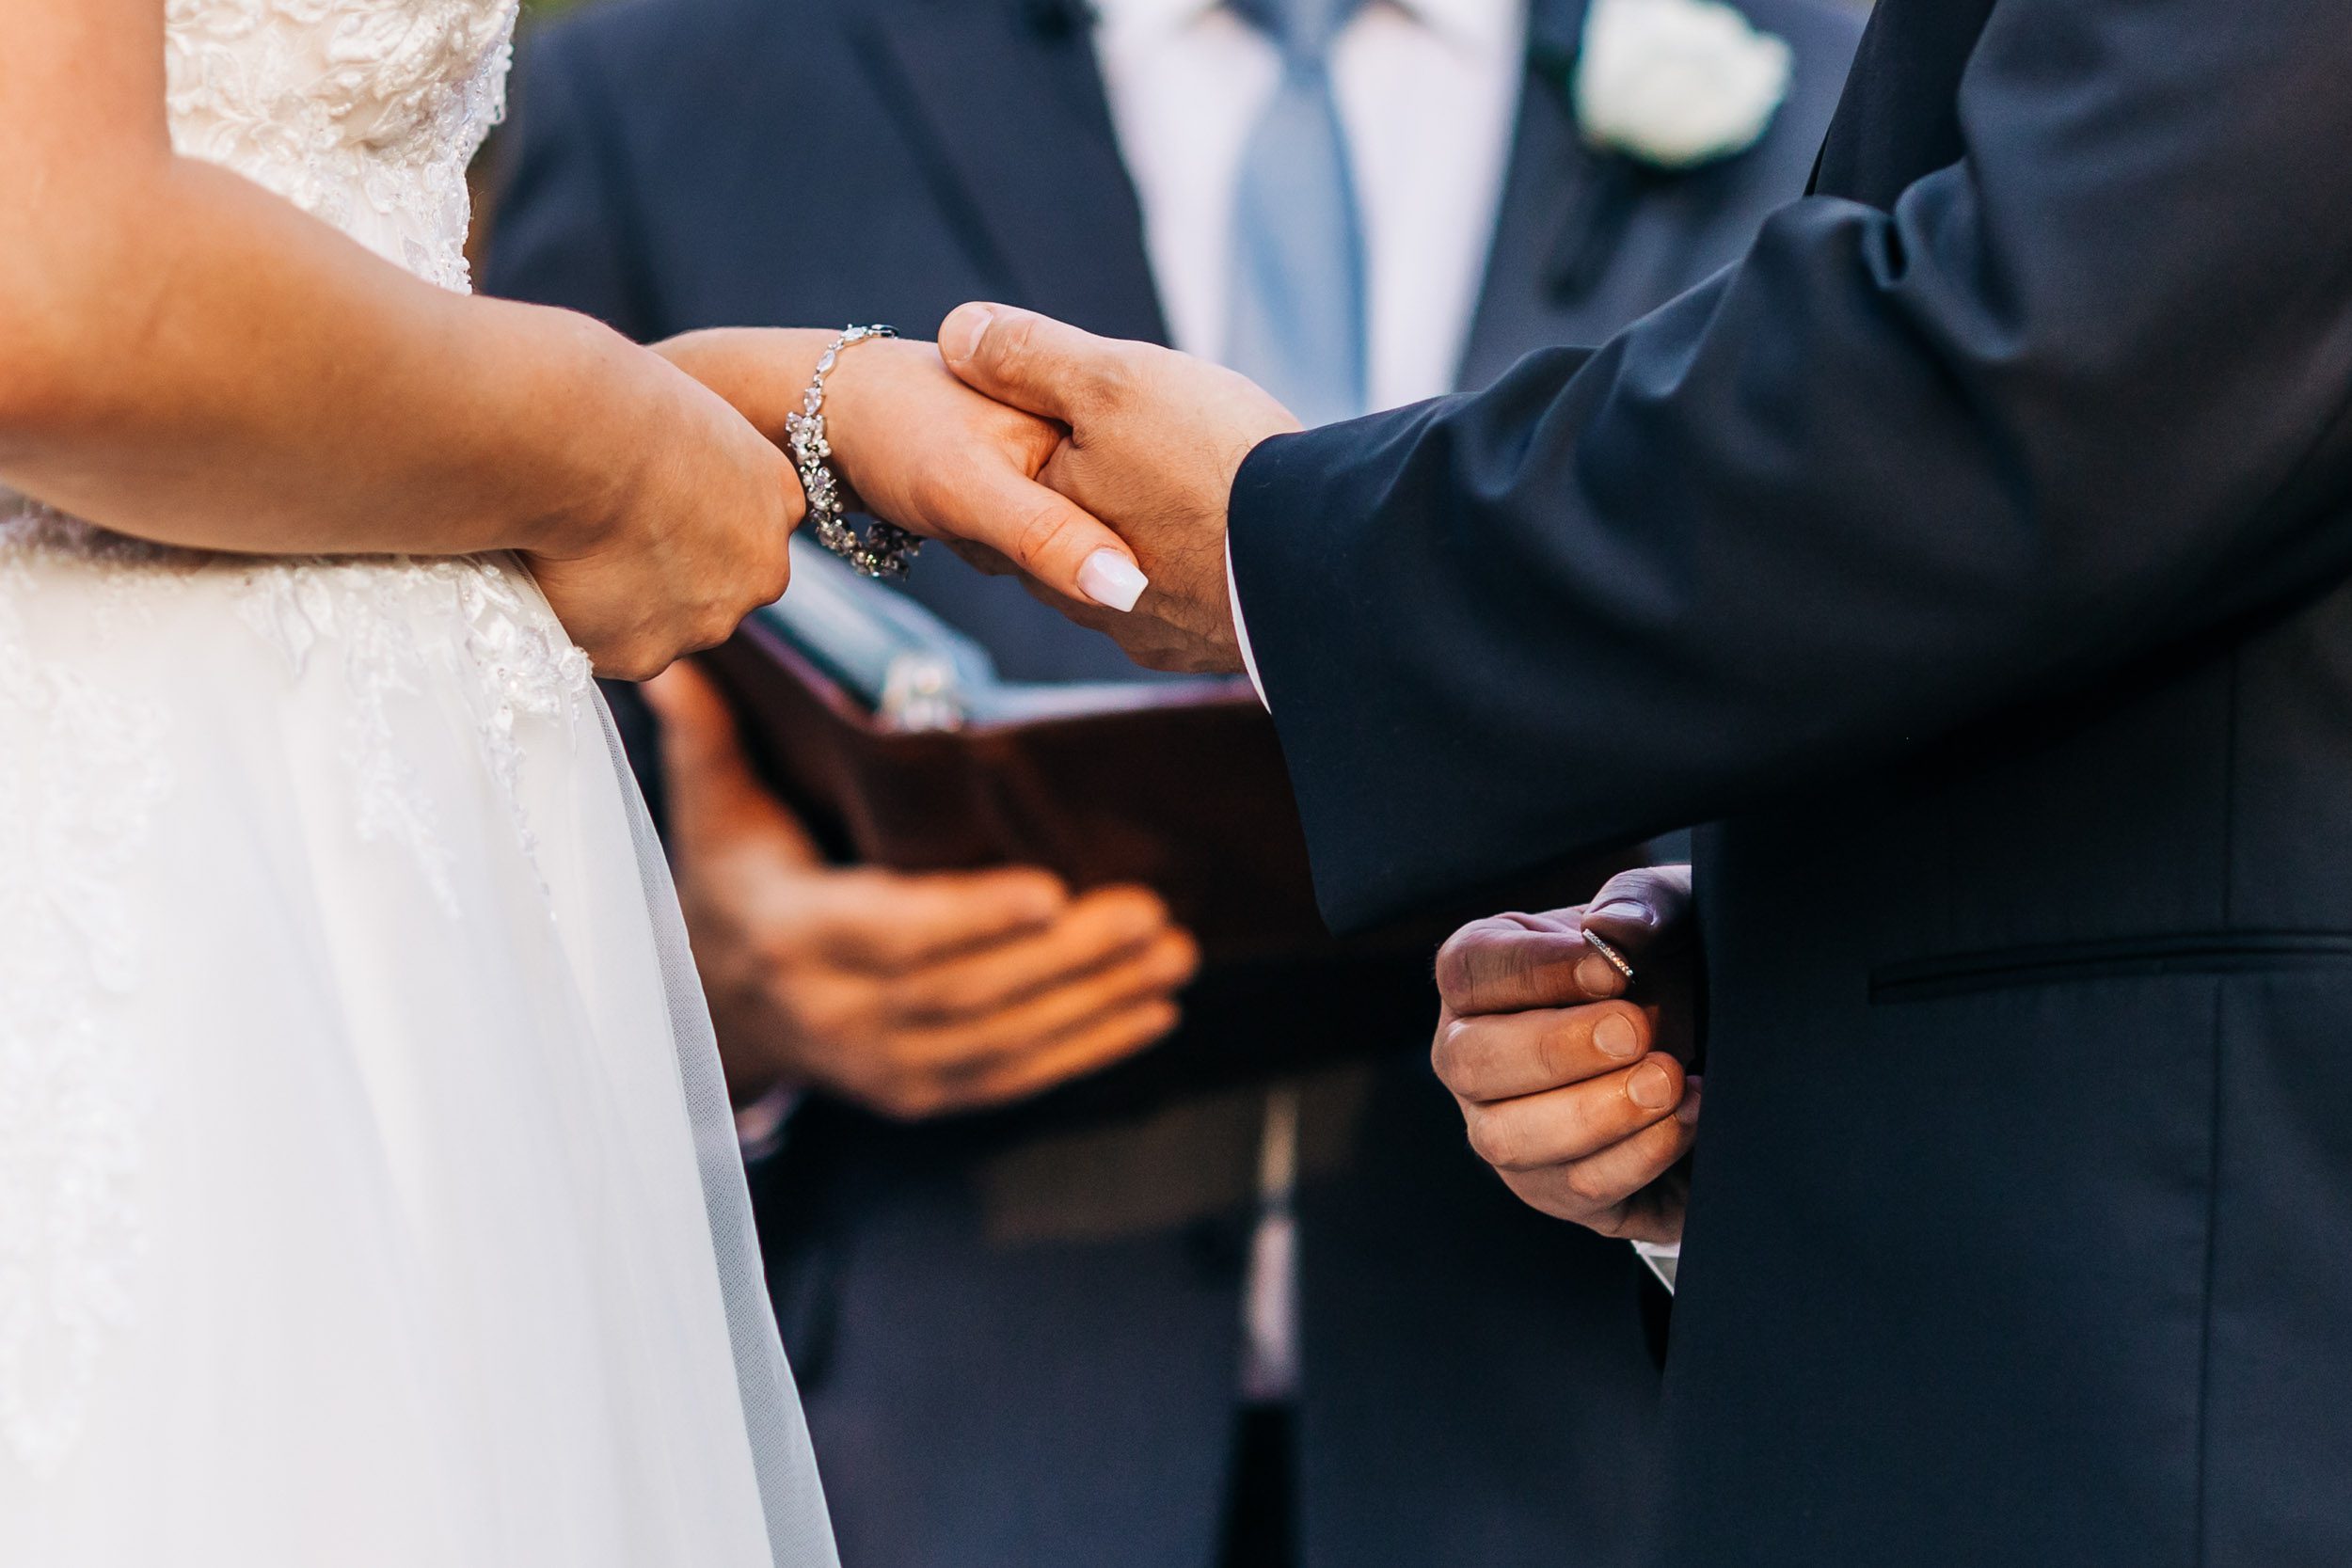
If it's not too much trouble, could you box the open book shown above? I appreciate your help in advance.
[698,539,1331,961]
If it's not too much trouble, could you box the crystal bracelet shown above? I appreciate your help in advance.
[786,325,923,579]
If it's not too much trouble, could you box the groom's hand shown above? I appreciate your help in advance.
[1431,867,1700,1244]
[937,304,1299,674]
[645,663,1200,1119]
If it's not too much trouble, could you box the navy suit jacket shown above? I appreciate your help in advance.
[485,1,1854,1564]
[1227,0,2352,1563]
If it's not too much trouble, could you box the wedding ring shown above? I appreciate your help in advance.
[1580,927,1636,987]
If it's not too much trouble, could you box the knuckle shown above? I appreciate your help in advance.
[1011,498,1081,572]
[1433,924,1493,1002]
[1089,346,1145,410]
[692,609,739,650]
[1463,1109,1519,1171]
[1429,1017,1472,1082]
[1533,1018,1580,1085]
[759,555,792,605]
[1562,1165,1615,1211]
[909,468,959,524]
[1595,868,1658,905]
[1433,942,1470,1001]
[795,997,857,1046]
[877,1075,945,1122]
[609,641,665,682]
[993,311,1039,370]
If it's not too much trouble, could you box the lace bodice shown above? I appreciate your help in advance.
[164,0,518,292]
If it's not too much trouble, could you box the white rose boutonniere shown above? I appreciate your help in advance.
[1536,0,1795,299]
[1571,0,1795,170]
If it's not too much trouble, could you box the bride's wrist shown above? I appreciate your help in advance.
[651,327,836,442]
[542,335,805,562]
[512,315,676,559]
[810,337,928,508]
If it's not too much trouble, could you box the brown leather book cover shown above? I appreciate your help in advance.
[697,610,1338,964]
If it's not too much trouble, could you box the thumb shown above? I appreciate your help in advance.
[1579,865,1695,959]
[935,303,1153,612]
[938,302,1111,425]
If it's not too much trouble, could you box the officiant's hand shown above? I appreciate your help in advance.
[644,664,1200,1119]
[936,304,1299,673]
[1431,867,1699,1244]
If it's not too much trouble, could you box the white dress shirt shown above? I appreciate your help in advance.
[1092,0,1546,1400]
[1094,0,1688,1298]
[1091,0,1527,411]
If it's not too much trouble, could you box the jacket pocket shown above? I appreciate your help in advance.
[1869,929,2352,1004]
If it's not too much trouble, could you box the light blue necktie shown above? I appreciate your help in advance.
[1225,0,1371,428]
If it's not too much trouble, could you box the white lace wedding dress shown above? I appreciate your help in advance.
[0,4,837,1564]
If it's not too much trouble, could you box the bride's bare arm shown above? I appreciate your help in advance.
[0,0,1151,672]
[0,0,752,559]
[0,0,821,674]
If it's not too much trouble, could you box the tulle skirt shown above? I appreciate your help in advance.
[0,512,837,1565]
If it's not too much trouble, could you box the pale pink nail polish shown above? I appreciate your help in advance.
[1077,549,1149,611]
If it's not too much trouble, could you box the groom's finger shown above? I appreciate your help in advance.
[1436,914,1629,1015]
[1460,1053,1687,1174]
[1433,1001,1654,1102]
[1578,864,1694,960]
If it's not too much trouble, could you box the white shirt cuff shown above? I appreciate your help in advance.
[1227,533,1270,712]
[1632,1239,1681,1293]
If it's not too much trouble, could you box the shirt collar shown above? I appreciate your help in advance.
[1088,0,1526,58]
[1398,0,1526,57]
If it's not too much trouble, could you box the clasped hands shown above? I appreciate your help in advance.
[921,302,1298,674]
[791,301,1293,676]
[591,307,1289,680]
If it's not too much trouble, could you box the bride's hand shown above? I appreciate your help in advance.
[654,328,1150,611]
[523,362,800,682]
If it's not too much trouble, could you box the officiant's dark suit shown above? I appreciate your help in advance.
[483,1,1855,1564]
[1179,0,2352,1563]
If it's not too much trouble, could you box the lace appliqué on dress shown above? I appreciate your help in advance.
[0,515,172,1475]
[237,555,594,914]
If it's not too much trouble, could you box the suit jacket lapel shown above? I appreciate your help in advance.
[850,0,1170,344]
[1454,0,1599,391]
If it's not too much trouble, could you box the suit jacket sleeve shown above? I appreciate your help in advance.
[480,23,669,824]
[1230,0,2352,930]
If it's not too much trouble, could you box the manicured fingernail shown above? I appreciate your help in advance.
[1077,548,1149,611]
[1628,1059,1677,1110]
[940,304,993,363]
[1587,899,1652,927]
[1575,954,1625,997]
[1593,1012,1641,1058]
